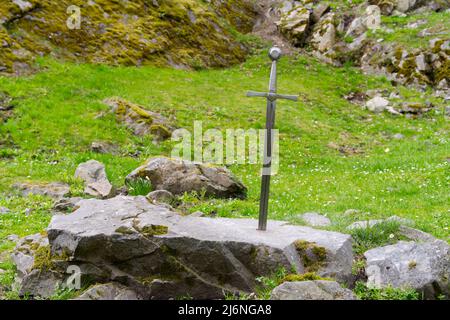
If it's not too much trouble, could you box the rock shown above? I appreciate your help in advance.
[280,1,294,15]
[126,157,247,199]
[415,53,430,71]
[271,280,356,300]
[373,0,395,15]
[7,234,19,242]
[345,17,366,38]
[310,13,336,53]
[366,97,390,113]
[365,240,450,299]
[347,219,385,230]
[344,92,368,105]
[344,209,361,215]
[52,197,83,214]
[19,269,63,298]
[386,106,402,115]
[396,0,417,12]
[146,190,176,206]
[399,102,434,115]
[75,283,140,300]
[11,233,48,281]
[12,0,33,12]
[41,196,353,299]
[299,213,331,227]
[90,141,116,154]
[74,160,114,199]
[347,216,414,230]
[14,182,70,200]
[311,3,330,23]
[0,207,10,214]
[386,215,414,225]
[348,33,368,52]
[398,226,438,242]
[279,6,311,46]
[11,234,64,298]
[190,211,207,217]
[407,18,428,29]
[104,97,175,141]
[365,5,381,30]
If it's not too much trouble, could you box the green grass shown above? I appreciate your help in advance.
[354,282,421,300]
[368,10,450,49]
[0,48,449,299]
[0,51,448,236]
[350,221,405,255]
[126,177,153,196]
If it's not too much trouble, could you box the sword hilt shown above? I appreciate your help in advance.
[246,91,299,102]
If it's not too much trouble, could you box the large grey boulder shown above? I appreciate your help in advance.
[365,240,450,299]
[35,196,353,299]
[126,157,247,199]
[75,283,140,300]
[271,280,356,300]
[75,160,114,199]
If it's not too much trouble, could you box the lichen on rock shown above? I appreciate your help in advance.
[0,0,257,74]
[104,97,175,141]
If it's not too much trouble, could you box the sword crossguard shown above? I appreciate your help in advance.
[246,91,299,102]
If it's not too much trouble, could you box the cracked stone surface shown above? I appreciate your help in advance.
[35,196,354,299]
[365,240,450,299]
[271,280,357,300]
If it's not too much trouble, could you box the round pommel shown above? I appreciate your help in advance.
[269,47,282,61]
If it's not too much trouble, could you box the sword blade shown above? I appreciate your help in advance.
[258,98,276,231]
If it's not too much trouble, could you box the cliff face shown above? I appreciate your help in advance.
[0,0,257,74]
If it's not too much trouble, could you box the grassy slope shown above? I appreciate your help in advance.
[0,51,448,241]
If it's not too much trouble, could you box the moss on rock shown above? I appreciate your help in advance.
[282,272,332,283]
[294,240,328,273]
[0,0,257,73]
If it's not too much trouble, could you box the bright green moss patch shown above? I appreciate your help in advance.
[282,272,332,282]
[135,223,169,237]
[294,240,328,273]
[354,281,420,300]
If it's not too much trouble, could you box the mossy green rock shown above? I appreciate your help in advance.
[104,97,175,141]
[0,0,257,73]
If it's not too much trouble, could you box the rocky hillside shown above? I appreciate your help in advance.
[275,0,449,91]
[1,0,448,92]
[0,0,256,74]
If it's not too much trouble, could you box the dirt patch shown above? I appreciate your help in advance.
[251,0,297,55]
[0,92,14,123]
